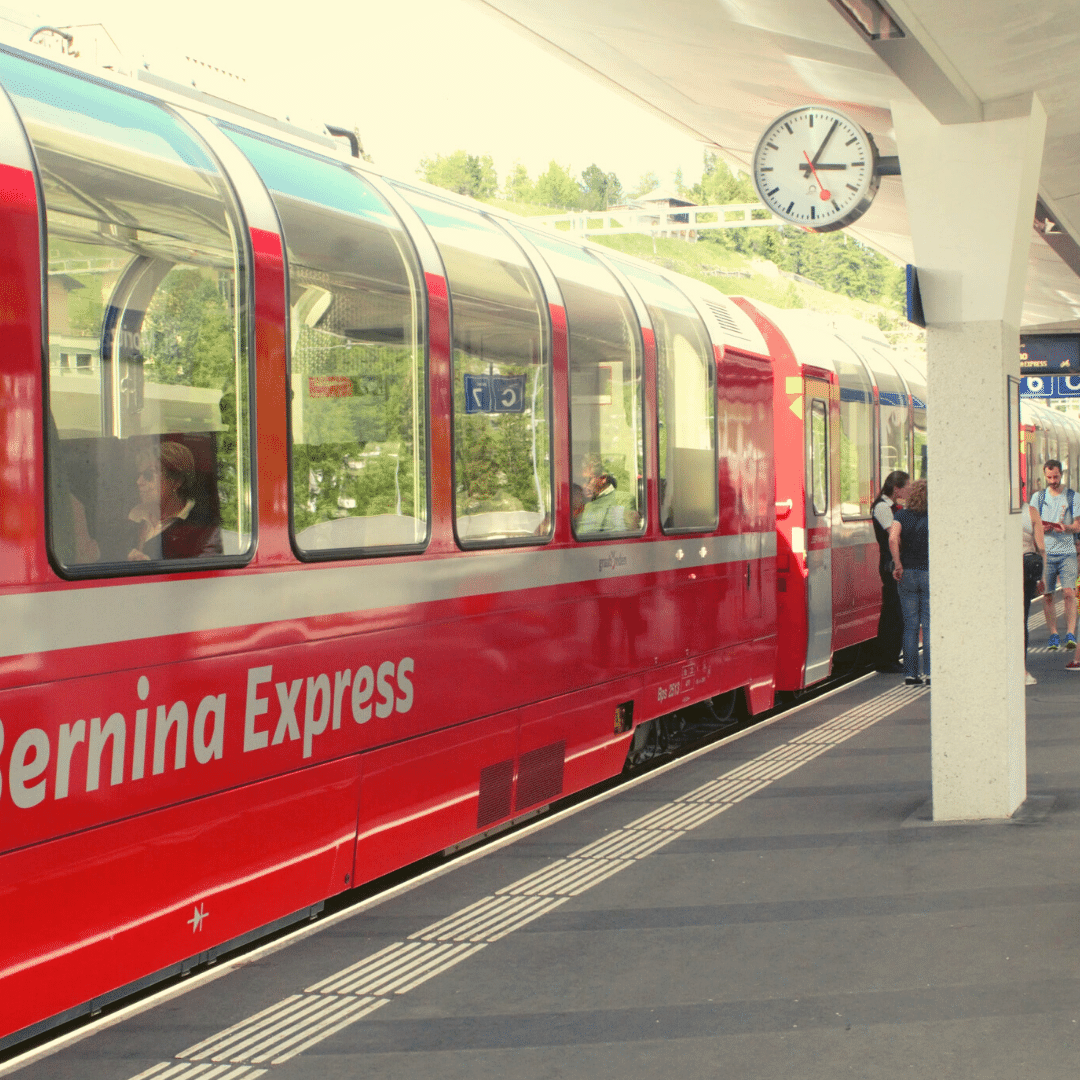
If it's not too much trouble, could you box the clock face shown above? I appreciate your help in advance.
[753,106,880,232]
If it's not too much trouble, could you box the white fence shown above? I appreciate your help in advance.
[528,203,781,238]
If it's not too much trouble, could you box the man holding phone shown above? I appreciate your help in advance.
[1035,459,1079,651]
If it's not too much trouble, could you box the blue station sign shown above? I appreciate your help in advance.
[1020,375,1080,399]
[463,373,527,414]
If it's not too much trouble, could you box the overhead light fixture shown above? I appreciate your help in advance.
[829,0,905,41]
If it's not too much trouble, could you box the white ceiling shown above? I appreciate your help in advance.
[469,0,1080,330]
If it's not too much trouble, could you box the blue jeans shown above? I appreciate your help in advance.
[898,568,930,679]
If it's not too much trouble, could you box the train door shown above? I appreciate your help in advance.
[804,377,832,683]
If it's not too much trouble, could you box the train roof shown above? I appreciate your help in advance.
[739,299,927,405]
[0,27,770,359]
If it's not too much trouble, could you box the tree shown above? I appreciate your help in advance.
[417,150,497,199]
[605,171,624,208]
[504,162,535,203]
[700,221,906,309]
[578,163,623,211]
[534,161,581,210]
[629,170,660,198]
[141,267,242,528]
[691,152,756,204]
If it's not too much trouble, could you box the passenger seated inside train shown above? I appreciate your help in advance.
[578,456,639,534]
[126,441,222,561]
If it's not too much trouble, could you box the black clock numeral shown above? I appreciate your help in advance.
[760,166,773,172]
[851,161,865,167]
[846,183,858,192]
[845,136,858,146]
[766,142,779,151]
[784,122,792,134]
[809,115,814,127]
[786,201,794,213]
[832,200,840,211]
[811,206,816,220]
[767,186,780,196]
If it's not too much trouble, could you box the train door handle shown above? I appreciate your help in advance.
[746,562,752,588]
[775,499,793,518]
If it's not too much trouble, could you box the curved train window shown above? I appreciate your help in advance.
[397,189,551,545]
[524,229,645,539]
[866,348,910,481]
[222,129,428,554]
[1048,414,1070,486]
[835,347,874,518]
[810,399,828,516]
[616,262,717,533]
[905,368,928,479]
[0,50,253,571]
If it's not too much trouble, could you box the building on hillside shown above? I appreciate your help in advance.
[610,186,698,236]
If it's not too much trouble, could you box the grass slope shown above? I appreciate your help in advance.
[481,197,924,356]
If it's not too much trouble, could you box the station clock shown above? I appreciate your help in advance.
[753,105,881,232]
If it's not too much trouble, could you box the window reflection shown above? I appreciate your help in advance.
[616,260,717,532]
[0,50,252,571]
[225,131,428,554]
[524,229,644,539]
[402,190,551,544]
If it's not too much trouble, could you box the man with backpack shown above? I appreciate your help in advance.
[1035,459,1080,652]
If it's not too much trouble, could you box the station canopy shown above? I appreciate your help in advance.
[469,0,1080,333]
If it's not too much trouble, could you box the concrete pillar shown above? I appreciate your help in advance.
[891,95,1046,820]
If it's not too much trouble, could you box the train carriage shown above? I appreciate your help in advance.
[0,26,950,1048]
[0,41,787,1047]
[735,300,928,690]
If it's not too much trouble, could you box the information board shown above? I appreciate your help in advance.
[1020,335,1080,375]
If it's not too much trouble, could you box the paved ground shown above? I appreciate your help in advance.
[6,620,1079,1080]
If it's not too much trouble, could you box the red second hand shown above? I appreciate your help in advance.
[803,151,831,201]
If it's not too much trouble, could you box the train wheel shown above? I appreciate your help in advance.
[707,689,739,722]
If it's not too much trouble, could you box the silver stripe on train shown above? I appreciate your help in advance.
[3,531,776,659]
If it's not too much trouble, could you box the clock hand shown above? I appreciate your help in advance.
[798,163,848,172]
[802,151,831,201]
[811,119,839,166]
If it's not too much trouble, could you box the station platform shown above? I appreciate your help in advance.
[6,614,1080,1080]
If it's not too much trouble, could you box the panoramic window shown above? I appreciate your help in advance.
[0,50,253,571]
[524,229,645,539]
[835,349,874,518]
[399,189,551,545]
[225,129,428,554]
[616,260,717,532]
[811,399,828,517]
[908,378,928,479]
[867,349,911,481]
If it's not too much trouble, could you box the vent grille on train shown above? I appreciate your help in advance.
[476,759,514,828]
[515,740,566,811]
[702,298,750,341]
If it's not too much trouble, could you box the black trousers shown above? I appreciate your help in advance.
[875,567,903,666]
[1023,567,1041,653]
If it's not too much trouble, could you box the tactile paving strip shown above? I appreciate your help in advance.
[131,679,926,1077]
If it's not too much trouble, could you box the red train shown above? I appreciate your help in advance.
[1021,398,1080,500]
[0,40,928,1049]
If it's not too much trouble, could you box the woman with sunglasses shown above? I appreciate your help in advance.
[127,441,222,561]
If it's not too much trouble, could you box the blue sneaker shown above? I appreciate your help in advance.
[1049,634,1061,651]
[1066,634,1077,650]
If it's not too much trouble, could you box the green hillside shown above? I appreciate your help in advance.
[482,197,923,356]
